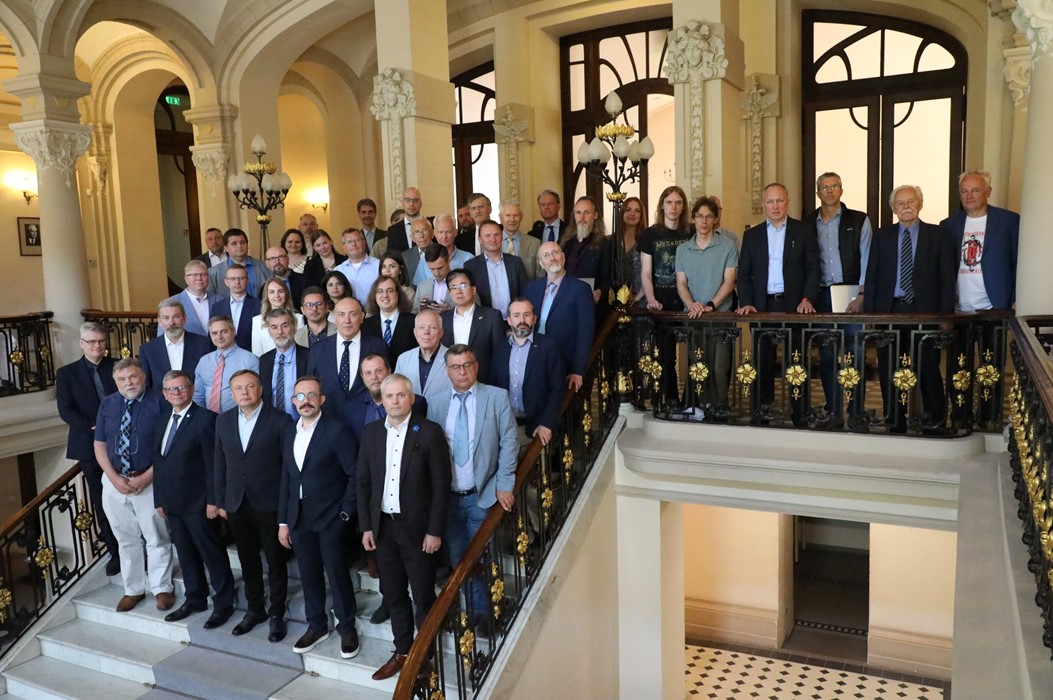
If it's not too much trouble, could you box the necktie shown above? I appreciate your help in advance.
[92,363,106,401]
[539,282,557,333]
[384,319,393,346]
[162,413,181,457]
[208,353,225,413]
[546,225,555,243]
[452,392,470,467]
[899,228,914,304]
[274,354,285,410]
[504,236,516,256]
[118,399,133,474]
[339,340,352,392]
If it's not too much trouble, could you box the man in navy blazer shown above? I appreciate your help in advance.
[209,263,262,351]
[258,309,308,419]
[440,269,506,385]
[214,369,293,641]
[346,353,428,445]
[464,220,529,317]
[306,297,389,428]
[153,371,235,628]
[140,299,211,390]
[169,260,219,338]
[524,242,595,392]
[278,376,360,658]
[56,322,120,573]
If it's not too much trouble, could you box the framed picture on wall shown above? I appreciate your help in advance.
[18,217,41,257]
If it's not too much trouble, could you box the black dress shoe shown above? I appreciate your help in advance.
[104,558,121,576]
[292,627,329,653]
[231,611,267,636]
[204,607,234,630]
[369,602,390,624]
[340,628,360,659]
[164,602,207,622]
[268,615,287,643]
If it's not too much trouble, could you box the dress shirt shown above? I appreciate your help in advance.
[335,332,362,392]
[485,255,512,316]
[452,305,475,345]
[444,386,477,491]
[508,335,532,417]
[165,335,186,375]
[334,257,381,307]
[542,221,559,243]
[160,409,187,455]
[893,222,920,299]
[225,258,259,296]
[273,345,298,418]
[365,398,387,426]
[432,277,449,304]
[380,310,400,342]
[208,251,228,267]
[765,220,787,294]
[382,416,410,513]
[185,292,210,331]
[237,402,263,451]
[418,349,438,391]
[228,294,247,332]
[193,346,259,412]
[292,416,320,498]
[816,210,872,286]
[449,248,473,269]
[502,232,521,256]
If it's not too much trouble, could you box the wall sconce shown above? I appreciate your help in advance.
[4,172,38,205]
[21,189,38,205]
[306,187,329,214]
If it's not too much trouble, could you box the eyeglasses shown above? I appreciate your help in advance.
[185,272,207,278]
[265,255,289,263]
[80,338,106,346]
[302,301,326,309]
[294,391,320,401]
[446,360,476,372]
[162,384,191,393]
[449,283,471,291]
[818,184,842,192]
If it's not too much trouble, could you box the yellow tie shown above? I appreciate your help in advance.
[504,236,515,256]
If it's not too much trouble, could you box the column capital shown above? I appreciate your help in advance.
[183,104,239,146]
[664,20,728,84]
[10,119,92,186]
[370,69,417,121]
[1003,46,1033,105]
[190,144,231,196]
[1013,0,1053,58]
[989,0,1019,21]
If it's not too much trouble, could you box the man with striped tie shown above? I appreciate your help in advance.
[259,308,308,420]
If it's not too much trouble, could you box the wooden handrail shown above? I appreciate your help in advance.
[1010,316,1053,420]
[0,311,53,323]
[81,308,157,320]
[0,463,82,537]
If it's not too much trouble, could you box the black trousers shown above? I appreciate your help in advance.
[876,301,946,428]
[167,509,235,611]
[227,500,288,617]
[81,458,119,560]
[375,513,439,655]
[292,512,357,634]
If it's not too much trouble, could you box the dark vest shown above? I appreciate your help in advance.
[807,204,867,286]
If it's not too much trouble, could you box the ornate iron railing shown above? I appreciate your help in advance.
[0,312,55,398]
[81,309,158,360]
[0,464,104,658]
[1007,316,1053,656]
[395,314,621,699]
[626,309,1011,436]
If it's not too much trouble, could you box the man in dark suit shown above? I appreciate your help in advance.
[359,373,451,681]
[386,187,424,253]
[736,182,820,421]
[454,193,491,255]
[362,276,417,360]
[153,371,235,628]
[464,220,529,317]
[56,322,120,574]
[258,308,308,420]
[524,242,595,392]
[529,189,566,244]
[306,296,389,428]
[209,263,262,351]
[263,246,306,307]
[278,376,360,659]
[440,269,505,384]
[358,197,387,253]
[864,185,957,430]
[140,299,211,390]
[214,369,293,641]
[193,227,226,269]
[347,353,428,445]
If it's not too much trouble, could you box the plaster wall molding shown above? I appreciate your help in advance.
[1013,0,1053,59]
[371,69,418,197]
[740,75,780,215]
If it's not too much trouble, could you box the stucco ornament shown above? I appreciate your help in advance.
[493,106,529,200]
[740,75,779,214]
[1003,46,1033,104]
[11,120,92,187]
[371,70,417,197]
[664,21,727,198]
[1014,0,1053,58]
[190,145,229,197]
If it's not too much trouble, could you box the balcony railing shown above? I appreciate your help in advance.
[626,309,1011,436]
[0,464,104,658]
[0,312,55,398]
[81,309,158,360]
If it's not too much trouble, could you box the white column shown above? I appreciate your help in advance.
[185,104,240,234]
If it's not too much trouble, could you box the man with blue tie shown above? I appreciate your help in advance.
[209,264,262,351]
[140,299,211,390]
[193,316,260,413]
[56,322,120,574]
[259,309,307,420]
[93,359,174,613]
[427,345,517,630]
[529,189,566,244]
[153,371,235,628]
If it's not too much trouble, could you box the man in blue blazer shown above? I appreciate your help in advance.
[524,242,595,391]
[56,321,120,574]
[346,353,428,445]
[307,297,389,428]
[278,376,360,659]
[153,371,235,628]
[464,220,529,317]
[440,269,506,385]
[209,263,262,352]
[140,299,211,390]
[427,344,518,626]
[168,260,219,339]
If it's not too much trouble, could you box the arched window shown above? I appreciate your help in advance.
[451,62,498,211]
[802,11,967,227]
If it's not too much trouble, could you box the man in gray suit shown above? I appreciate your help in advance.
[394,310,452,401]
[426,344,517,628]
[207,228,265,299]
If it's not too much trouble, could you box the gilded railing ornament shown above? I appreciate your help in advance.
[516,515,529,568]
[427,671,445,700]
[616,371,632,395]
[0,578,11,623]
[976,364,1001,402]
[615,285,632,306]
[33,535,55,577]
[562,435,574,488]
[74,501,94,538]
[9,350,24,366]
[736,352,757,398]
[490,562,504,619]
[120,346,131,359]
[892,367,917,406]
[582,402,592,447]
[40,346,50,360]
[785,364,807,400]
[952,370,971,392]
[458,612,475,670]
[541,460,553,526]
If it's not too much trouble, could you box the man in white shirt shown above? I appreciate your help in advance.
[141,299,211,390]
[334,228,381,307]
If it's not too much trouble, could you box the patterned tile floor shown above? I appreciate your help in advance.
[685,645,949,699]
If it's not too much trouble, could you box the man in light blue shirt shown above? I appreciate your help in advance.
[193,316,260,413]
[334,228,381,307]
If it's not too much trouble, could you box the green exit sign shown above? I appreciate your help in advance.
[165,95,182,106]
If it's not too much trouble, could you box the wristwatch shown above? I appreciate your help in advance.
[704,300,716,311]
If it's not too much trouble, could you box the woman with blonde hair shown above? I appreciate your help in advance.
[251,277,305,355]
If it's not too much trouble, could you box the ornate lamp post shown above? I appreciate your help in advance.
[227,134,292,253]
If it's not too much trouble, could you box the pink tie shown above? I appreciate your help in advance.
[208,353,225,412]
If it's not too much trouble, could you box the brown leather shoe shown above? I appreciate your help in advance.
[116,594,146,612]
[155,592,176,611]
[366,555,380,579]
[372,652,407,681]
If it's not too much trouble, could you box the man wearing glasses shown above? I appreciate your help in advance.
[440,269,504,384]
[173,260,218,338]
[56,323,121,575]
[264,245,305,307]
[295,287,336,347]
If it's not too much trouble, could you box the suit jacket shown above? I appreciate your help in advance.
[363,312,418,361]
[56,356,117,461]
[207,257,265,298]
[394,345,452,401]
[210,295,263,352]
[364,227,388,254]
[193,252,216,269]
[278,416,357,531]
[492,334,565,436]
[170,289,220,337]
[214,402,292,513]
[139,332,212,390]
[530,218,567,244]
[306,332,390,425]
[259,344,309,414]
[294,320,337,348]
[153,403,217,514]
[386,220,414,253]
[464,254,529,310]
[345,391,428,444]
[863,221,957,313]
[940,205,1019,310]
[413,278,454,312]
[454,227,479,255]
[524,274,595,376]
[517,233,542,280]
[426,383,518,509]
[357,414,451,539]
[737,218,820,311]
[281,271,306,308]
[440,305,506,384]
[302,251,348,289]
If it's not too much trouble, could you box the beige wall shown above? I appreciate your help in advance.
[278,93,333,234]
[0,151,43,315]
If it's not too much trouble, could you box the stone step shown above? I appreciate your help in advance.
[149,646,300,700]
[36,619,184,685]
[268,674,393,700]
[2,655,151,700]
